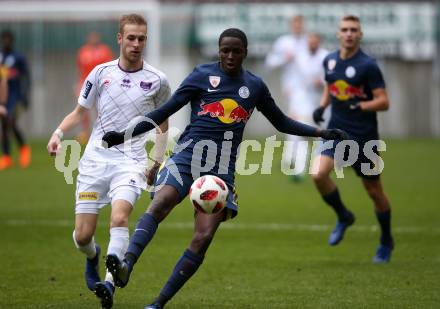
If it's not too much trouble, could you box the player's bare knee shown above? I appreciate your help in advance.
[148,192,178,222]
[312,170,329,184]
[148,198,172,222]
[192,231,214,247]
[191,231,214,253]
[74,231,93,247]
[110,213,129,227]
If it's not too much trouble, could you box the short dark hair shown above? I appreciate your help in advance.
[218,28,248,49]
[119,14,147,35]
[341,15,361,23]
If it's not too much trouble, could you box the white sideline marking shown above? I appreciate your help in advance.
[2,219,439,234]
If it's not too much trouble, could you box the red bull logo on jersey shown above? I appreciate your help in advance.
[329,80,367,101]
[197,99,252,124]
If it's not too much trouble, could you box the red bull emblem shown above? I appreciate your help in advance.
[198,101,225,117]
[329,80,366,101]
[198,99,251,124]
[229,106,250,123]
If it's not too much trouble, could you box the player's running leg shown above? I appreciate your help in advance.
[106,185,180,288]
[312,154,355,245]
[11,114,31,168]
[96,191,136,308]
[362,178,394,263]
[0,116,13,170]
[145,209,225,309]
[73,214,100,291]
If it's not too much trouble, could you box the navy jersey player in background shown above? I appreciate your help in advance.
[0,30,32,170]
[312,15,394,263]
[103,28,347,308]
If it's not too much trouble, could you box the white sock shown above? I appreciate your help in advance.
[105,227,129,284]
[72,230,96,259]
[107,227,129,260]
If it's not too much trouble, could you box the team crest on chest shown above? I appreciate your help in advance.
[238,86,250,99]
[345,66,356,78]
[140,81,152,91]
[209,76,221,88]
[328,59,337,71]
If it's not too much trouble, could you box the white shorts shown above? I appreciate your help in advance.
[75,160,147,214]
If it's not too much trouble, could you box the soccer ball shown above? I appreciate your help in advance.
[189,175,229,214]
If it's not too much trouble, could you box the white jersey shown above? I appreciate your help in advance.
[78,59,171,165]
[265,34,308,94]
[292,47,329,115]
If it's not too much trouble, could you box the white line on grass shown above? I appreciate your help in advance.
[2,219,439,234]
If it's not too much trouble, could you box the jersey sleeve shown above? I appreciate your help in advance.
[129,66,202,137]
[322,55,330,83]
[153,74,171,109]
[366,60,386,90]
[77,66,99,109]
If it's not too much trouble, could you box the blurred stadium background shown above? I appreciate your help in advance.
[1,1,440,308]
[0,0,439,138]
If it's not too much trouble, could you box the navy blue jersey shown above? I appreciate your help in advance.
[0,50,30,108]
[172,62,315,180]
[129,62,318,183]
[323,49,385,140]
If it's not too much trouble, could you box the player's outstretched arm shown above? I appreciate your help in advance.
[102,95,188,148]
[258,84,348,140]
[47,104,87,156]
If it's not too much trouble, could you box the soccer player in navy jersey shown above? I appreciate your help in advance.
[103,28,347,308]
[0,30,31,170]
[311,15,394,263]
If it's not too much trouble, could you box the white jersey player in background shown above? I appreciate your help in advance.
[289,33,328,179]
[266,15,328,179]
[47,14,170,309]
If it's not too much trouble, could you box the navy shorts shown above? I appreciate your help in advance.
[319,139,383,180]
[152,159,238,220]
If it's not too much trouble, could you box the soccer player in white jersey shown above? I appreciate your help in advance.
[47,14,170,308]
[265,15,308,178]
[285,33,328,179]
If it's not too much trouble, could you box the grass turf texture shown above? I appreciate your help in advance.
[0,139,439,308]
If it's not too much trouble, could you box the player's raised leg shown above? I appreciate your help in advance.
[145,209,224,309]
[72,213,100,291]
[362,178,394,263]
[312,154,355,245]
[106,185,180,288]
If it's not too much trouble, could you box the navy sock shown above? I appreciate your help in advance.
[156,249,204,306]
[322,189,349,221]
[125,213,158,268]
[375,209,393,246]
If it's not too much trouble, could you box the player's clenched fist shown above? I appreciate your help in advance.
[313,106,326,124]
[47,129,63,156]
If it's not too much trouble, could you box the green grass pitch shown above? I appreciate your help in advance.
[1,139,439,308]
